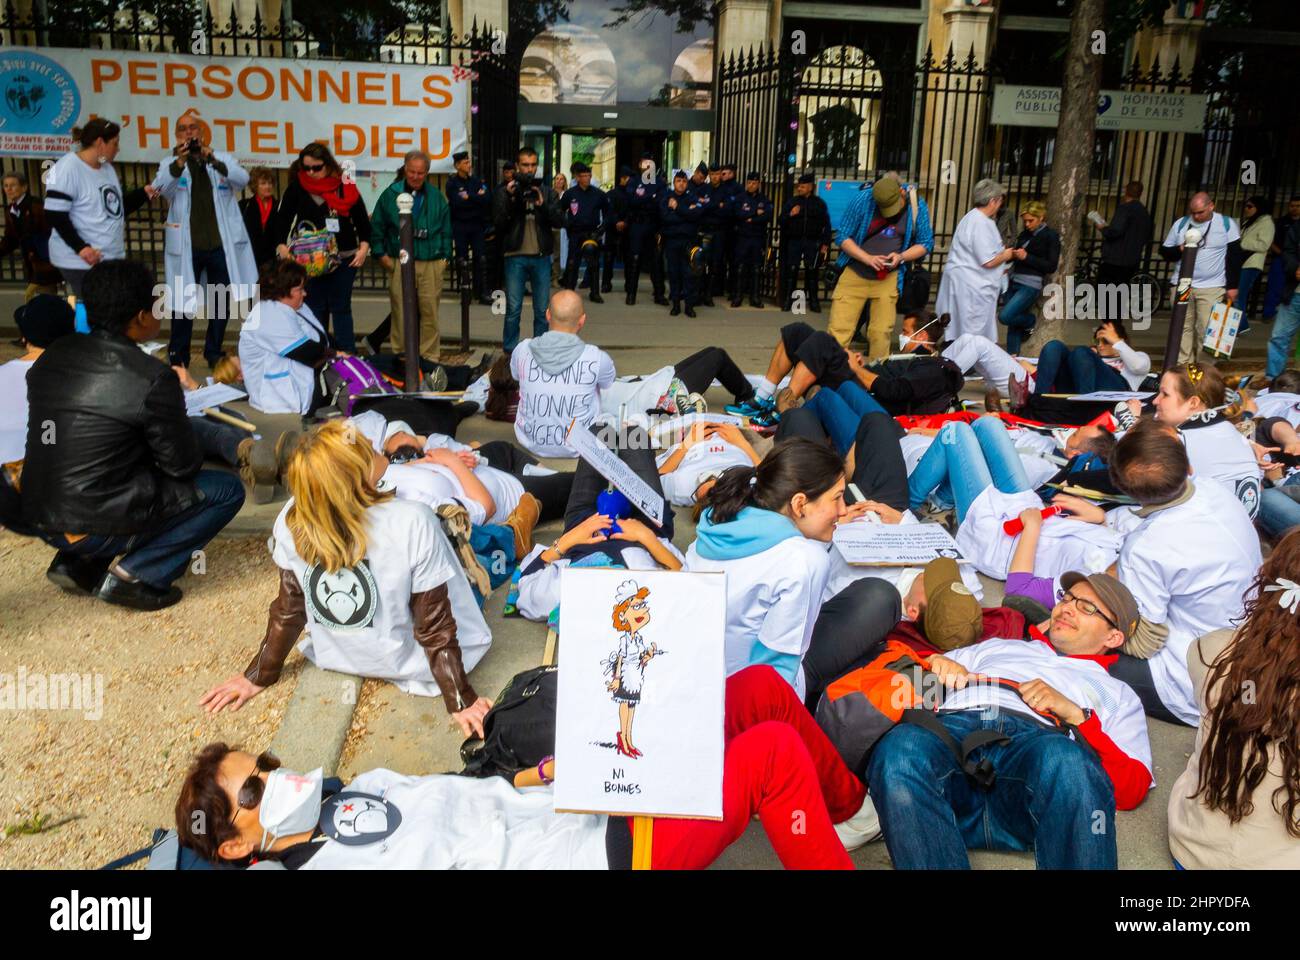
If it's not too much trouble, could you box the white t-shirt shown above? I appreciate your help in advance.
[419,433,524,525]
[1254,390,1300,427]
[43,152,127,270]
[380,462,487,526]
[239,300,328,414]
[271,496,491,698]
[0,358,34,462]
[942,637,1152,781]
[1162,214,1241,289]
[683,535,832,701]
[1100,341,1153,390]
[511,340,616,457]
[300,770,607,870]
[1108,480,1261,725]
[1178,414,1262,519]
[515,539,686,622]
[656,437,753,507]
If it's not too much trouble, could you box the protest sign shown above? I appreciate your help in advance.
[832,521,965,566]
[566,420,665,526]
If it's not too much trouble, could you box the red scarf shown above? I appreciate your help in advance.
[296,170,361,214]
[256,195,273,228]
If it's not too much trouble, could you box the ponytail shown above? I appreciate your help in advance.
[701,438,844,525]
[71,117,121,150]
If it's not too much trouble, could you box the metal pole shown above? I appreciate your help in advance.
[458,257,471,353]
[397,192,421,392]
[1161,227,1202,373]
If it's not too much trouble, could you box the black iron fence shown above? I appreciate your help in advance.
[0,1,518,291]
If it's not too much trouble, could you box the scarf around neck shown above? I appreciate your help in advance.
[297,170,360,214]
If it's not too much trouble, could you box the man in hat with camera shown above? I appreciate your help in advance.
[780,173,831,313]
[445,150,492,305]
[559,161,609,304]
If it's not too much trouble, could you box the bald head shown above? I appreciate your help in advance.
[1188,191,1215,223]
[547,289,586,332]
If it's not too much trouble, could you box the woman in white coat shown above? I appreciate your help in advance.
[935,179,1017,343]
[153,113,258,368]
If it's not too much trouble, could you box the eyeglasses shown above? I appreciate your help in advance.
[301,162,325,173]
[1060,591,1118,630]
[230,751,280,821]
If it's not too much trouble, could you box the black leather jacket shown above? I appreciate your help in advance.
[22,328,204,535]
[491,180,564,255]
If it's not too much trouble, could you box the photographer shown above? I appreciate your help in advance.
[153,112,258,369]
[492,146,563,353]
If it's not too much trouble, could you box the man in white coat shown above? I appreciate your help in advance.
[153,112,258,369]
[935,179,1017,343]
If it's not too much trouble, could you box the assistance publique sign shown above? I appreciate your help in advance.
[991,85,1207,134]
[0,47,469,169]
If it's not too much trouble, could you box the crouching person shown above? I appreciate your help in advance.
[199,420,493,738]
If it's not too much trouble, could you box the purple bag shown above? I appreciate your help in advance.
[318,356,397,417]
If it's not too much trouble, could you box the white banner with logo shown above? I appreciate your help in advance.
[991,85,1207,134]
[0,47,470,170]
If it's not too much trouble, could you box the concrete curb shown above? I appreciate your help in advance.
[269,663,361,776]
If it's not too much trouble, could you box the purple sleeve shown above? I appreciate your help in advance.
[1004,572,1056,610]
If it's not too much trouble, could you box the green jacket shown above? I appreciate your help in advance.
[370,178,452,261]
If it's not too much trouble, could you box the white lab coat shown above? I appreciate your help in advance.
[935,208,1006,342]
[152,152,258,316]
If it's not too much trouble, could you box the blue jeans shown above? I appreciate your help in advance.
[805,380,888,455]
[168,246,233,365]
[503,254,551,353]
[1234,266,1262,318]
[306,263,358,352]
[1263,255,1288,319]
[44,470,245,589]
[868,710,1118,869]
[1068,346,1129,393]
[1259,484,1300,538]
[1032,339,1071,395]
[999,282,1040,354]
[908,417,1029,522]
[1266,296,1300,377]
[190,416,244,466]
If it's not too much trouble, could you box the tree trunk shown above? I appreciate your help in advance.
[1022,0,1106,354]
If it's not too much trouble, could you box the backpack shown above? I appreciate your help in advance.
[875,355,963,415]
[317,356,397,417]
[459,665,557,780]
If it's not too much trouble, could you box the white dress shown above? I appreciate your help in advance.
[605,630,651,703]
[935,208,1006,342]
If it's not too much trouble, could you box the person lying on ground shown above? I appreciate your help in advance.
[177,665,870,870]
[655,420,768,508]
[199,420,493,738]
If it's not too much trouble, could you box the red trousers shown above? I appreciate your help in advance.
[648,665,866,870]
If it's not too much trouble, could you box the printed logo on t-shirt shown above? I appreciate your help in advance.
[304,558,379,631]
[1236,476,1261,518]
[318,791,403,845]
[100,184,122,219]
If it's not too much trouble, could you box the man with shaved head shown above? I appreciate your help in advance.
[1160,190,1241,363]
[509,287,616,457]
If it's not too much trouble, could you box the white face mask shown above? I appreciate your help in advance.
[257,766,323,852]
[899,317,937,352]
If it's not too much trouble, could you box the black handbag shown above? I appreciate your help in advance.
[897,187,931,313]
[459,665,557,780]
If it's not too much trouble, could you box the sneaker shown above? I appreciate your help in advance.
[685,392,708,414]
[748,405,781,430]
[505,492,542,560]
[834,793,882,851]
[46,553,111,596]
[423,363,449,393]
[436,503,492,597]
[96,572,183,611]
[725,394,775,419]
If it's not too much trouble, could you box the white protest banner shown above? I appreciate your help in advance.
[553,568,726,819]
[1066,391,1154,402]
[566,420,665,527]
[0,47,468,169]
[832,521,964,567]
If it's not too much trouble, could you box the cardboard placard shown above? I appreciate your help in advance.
[1203,301,1242,358]
[832,521,965,566]
[566,420,665,527]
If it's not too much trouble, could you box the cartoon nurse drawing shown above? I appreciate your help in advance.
[603,578,661,759]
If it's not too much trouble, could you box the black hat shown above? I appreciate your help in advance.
[673,169,689,181]
[570,161,590,175]
[708,163,724,174]
[617,164,632,178]
[15,294,75,348]
[797,173,815,185]
[745,171,761,182]
[452,151,469,163]
[694,161,708,176]
[722,162,736,173]
[502,160,516,171]
[640,151,655,161]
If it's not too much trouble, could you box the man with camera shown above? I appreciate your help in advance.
[153,112,258,369]
[492,146,564,353]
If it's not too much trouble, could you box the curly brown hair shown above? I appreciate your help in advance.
[612,586,650,632]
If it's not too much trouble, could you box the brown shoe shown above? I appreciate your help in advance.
[984,387,1004,413]
[505,492,542,560]
[436,503,492,597]
[1007,372,1030,412]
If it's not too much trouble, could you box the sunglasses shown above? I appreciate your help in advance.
[1060,590,1119,631]
[301,162,325,173]
[230,752,280,821]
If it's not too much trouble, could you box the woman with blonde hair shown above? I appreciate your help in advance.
[998,199,1060,353]
[199,420,494,737]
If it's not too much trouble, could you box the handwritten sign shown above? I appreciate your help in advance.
[183,382,247,416]
[1065,391,1154,402]
[553,568,726,819]
[566,421,665,527]
[832,521,964,566]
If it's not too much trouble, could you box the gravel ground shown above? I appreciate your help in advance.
[0,532,300,869]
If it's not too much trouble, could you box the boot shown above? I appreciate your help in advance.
[685,303,697,318]
[748,272,763,309]
[625,261,639,305]
[654,292,670,306]
[505,492,542,560]
[590,289,604,304]
[669,301,681,316]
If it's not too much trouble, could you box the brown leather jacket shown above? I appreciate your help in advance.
[243,569,477,713]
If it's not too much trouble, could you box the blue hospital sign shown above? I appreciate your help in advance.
[0,50,80,154]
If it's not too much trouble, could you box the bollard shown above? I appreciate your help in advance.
[1162,226,1202,373]
[397,192,421,392]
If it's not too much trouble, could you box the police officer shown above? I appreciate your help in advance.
[624,152,668,306]
[445,150,492,304]
[730,172,772,308]
[659,168,702,317]
[779,172,831,313]
[714,162,741,302]
[603,165,631,295]
[559,161,609,303]
[689,163,724,308]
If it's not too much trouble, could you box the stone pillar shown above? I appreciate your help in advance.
[450,0,508,40]
[717,0,775,57]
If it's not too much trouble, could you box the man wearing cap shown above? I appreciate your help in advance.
[729,172,772,308]
[867,569,1154,869]
[713,163,741,300]
[602,166,631,295]
[558,162,609,304]
[689,164,726,307]
[659,170,703,317]
[780,174,832,313]
[624,153,668,306]
[827,175,934,356]
[445,151,492,305]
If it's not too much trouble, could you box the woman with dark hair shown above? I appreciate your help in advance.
[1031,319,1152,397]
[684,438,901,710]
[237,259,336,415]
[1168,528,1300,869]
[43,118,156,298]
[1235,195,1273,326]
[269,143,371,352]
